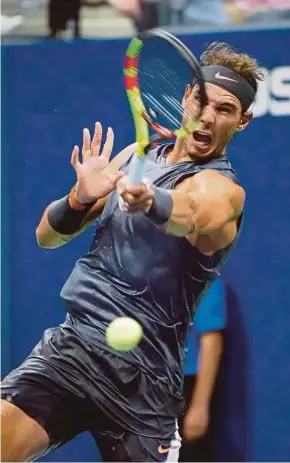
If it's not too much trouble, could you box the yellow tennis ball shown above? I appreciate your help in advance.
[106,317,143,352]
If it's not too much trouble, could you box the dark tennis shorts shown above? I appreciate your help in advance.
[1,325,181,462]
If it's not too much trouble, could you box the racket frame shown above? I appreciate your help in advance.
[123,28,207,184]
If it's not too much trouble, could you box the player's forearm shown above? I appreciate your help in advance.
[166,190,197,236]
[36,202,88,249]
[189,332,223,409]
[36,191,103,249]
[145,188,233,237]
[36,201,70,249]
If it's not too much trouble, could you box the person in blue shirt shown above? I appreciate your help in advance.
[179,278,226,462]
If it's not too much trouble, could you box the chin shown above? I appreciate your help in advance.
[187,143,217,160]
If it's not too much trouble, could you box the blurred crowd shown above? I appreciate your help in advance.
[48,0,290,38]
[1,0,290,38]
[110,0,290,30]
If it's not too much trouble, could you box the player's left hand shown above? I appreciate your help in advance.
[117,176,154,213]
[182,404,209,441]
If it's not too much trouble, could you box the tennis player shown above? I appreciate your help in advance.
[1,42,262,462]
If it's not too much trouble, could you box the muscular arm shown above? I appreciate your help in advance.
[166,169,245,240]
[36,143,137,249]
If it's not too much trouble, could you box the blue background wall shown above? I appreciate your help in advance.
[2,27,290,462]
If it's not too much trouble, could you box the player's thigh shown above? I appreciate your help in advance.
[1,326,92,460]
[96,427,181,462]
[1,399,49,462]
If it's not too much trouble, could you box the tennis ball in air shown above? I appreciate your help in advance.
[106,317,143,352]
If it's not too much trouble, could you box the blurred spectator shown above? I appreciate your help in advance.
[48,0,81,38]
[226,0,290,23]
[1,14,23,35]
[107,0,160,31]
[107,0,232,29]
[230,0,290,12]
[181,0,231,27]
[180,279,226,462]
[163,0,187,26]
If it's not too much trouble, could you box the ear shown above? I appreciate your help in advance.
[182,84,193,107]
[236,111,253,132]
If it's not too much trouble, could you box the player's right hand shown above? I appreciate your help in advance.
[71,122,124,204]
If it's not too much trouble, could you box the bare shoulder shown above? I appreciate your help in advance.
[193,168,243,189]
[185,168,243,190]
[178,168,245,216]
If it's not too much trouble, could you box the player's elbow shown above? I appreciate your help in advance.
[35,227,62,249]
[36,226,45,248]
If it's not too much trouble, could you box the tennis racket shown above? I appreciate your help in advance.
[124,28,208,185]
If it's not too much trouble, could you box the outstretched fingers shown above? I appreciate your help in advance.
[101,127,114,160]
[73,123,113,168]
[91,122,103,157]
[82,128,92,163]
[71,145,80,173]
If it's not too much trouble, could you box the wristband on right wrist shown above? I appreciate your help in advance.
[145,186,173,226]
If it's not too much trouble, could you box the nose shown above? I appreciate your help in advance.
[200,105,215,127]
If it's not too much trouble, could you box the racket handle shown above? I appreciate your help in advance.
[128,155,146,185]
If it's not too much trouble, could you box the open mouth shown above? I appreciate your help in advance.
[192,130,212,146]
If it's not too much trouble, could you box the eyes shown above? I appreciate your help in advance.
[191,94,235,115]
[217,105,233,115]
[194,94,202,102]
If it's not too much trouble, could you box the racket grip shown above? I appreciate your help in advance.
[128,155,146,185]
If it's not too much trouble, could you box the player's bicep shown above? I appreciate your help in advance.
[187,169,245,233]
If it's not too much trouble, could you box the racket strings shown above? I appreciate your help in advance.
[138,53,195,133]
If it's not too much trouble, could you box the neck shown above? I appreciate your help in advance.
[166,139,189,164]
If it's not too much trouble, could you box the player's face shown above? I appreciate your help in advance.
[182,82,252,159]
